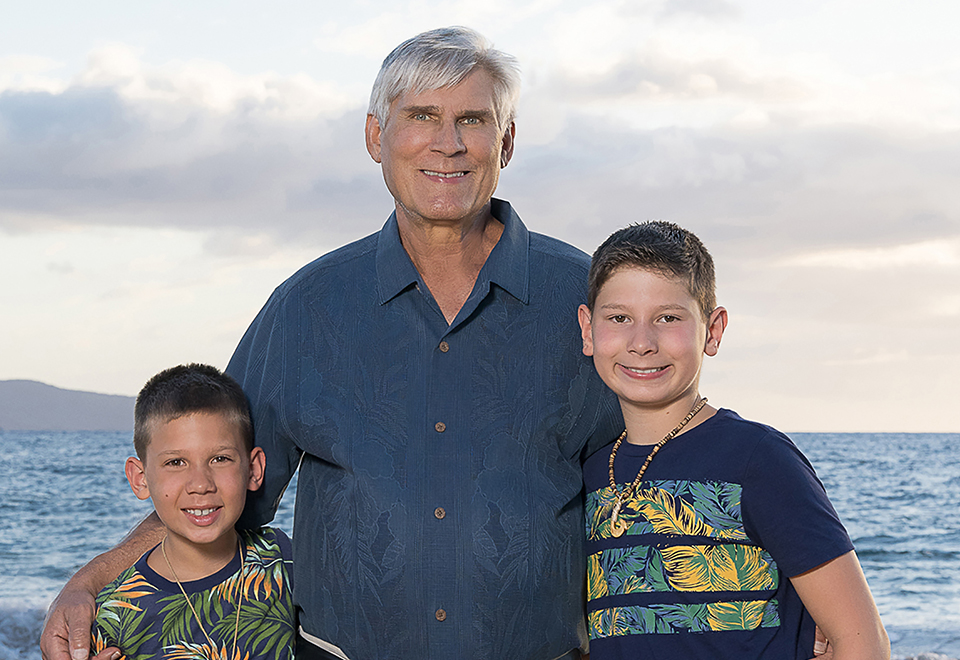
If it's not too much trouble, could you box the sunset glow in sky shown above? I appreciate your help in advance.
[2,0,958,431]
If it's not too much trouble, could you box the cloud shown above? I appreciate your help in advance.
[544,46,808,104]
[657,0,741,20]
[784,239,960,270]
[502,114,960,258]
[0,48,394,249]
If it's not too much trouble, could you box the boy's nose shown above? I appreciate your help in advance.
[186,466,216,492]
[627,324,657,354]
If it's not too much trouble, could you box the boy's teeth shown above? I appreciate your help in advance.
[186,508,216,516]
[627,367,661,374]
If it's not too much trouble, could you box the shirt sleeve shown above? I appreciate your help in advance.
[740,429,854,577]
[227,285,303,529]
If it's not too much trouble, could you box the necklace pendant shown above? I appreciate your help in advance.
[610,500,629,538]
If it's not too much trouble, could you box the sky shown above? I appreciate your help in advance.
[1,0,958,432]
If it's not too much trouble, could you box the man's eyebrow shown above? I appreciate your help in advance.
[400,104,441,116]
[400,105,496,121]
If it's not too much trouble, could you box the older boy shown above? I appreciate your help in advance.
[91,364,295,659]
[578,222,889,659]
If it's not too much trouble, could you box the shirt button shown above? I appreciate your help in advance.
[435,422,446,433]
[434,507,446,519]
[435,608,447,621]
[439,341,450,353]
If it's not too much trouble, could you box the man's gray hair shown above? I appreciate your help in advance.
[368,26,521,129]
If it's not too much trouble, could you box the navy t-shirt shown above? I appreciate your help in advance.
[583,408,853,659]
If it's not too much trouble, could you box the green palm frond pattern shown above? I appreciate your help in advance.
[586,480,782,638]
[92,527,294,660]
[589,599,780,638]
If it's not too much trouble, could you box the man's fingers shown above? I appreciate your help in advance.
[39,591,95,660]
[92,648,121,660]
[811,624,834,659]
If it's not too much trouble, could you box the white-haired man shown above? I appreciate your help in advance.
[42,27,620,660]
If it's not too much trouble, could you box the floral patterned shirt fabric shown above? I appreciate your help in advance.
[583,408,853,660]
[92,527,295,660]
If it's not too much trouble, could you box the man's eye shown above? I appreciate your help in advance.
[413,113,429,121]
[461,117,480,125]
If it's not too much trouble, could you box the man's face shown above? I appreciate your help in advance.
[365,68,515,228]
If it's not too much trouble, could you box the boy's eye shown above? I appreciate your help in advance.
[212,455,233,464]
[610,314,629,323]
[165,458,184,467]
[660,314,680,323]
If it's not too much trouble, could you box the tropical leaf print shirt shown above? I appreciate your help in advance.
[92,527,295,660]
[583,409,853,660]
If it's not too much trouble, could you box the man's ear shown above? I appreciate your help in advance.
[704,306,728,357]
[578,304,595,357]
[125,457,151,501]
[247,447,266,492]
[499,121,516,169]
[365,114,383,163]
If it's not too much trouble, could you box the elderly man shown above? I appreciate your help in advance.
[41,27,620,660]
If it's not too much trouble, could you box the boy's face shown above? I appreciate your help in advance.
[578,266,726,416]
[125,411,264,552]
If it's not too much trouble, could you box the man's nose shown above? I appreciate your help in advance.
[431,119,466,155]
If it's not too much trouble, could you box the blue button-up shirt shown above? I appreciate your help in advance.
[228,199,621,659]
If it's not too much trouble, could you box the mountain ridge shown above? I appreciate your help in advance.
[0,380,134,431]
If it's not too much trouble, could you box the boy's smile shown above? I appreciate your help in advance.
[125,411,264,575]
[579,267,726,434]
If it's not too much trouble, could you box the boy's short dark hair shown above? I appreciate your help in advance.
[133,363,253,461]
[587,220,716,319]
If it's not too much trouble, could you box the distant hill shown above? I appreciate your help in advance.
[0,380,134,431]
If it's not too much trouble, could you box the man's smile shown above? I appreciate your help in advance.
[422,170,468,179]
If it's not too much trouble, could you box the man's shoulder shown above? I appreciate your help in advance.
[528,231,591,271]
[269,231,380,302]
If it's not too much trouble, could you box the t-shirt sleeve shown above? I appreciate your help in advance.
[740,430,854,577]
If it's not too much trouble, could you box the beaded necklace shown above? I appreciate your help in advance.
[607,397,708,538]
[161,536,245,658]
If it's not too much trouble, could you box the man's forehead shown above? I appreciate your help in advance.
[390,69,497,113]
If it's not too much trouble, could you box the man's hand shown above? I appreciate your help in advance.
[40,512,164,660]
[40,581,118,660]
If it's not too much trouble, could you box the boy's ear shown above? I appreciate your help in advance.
[704,306,728,357]
[578,304,595,356]
[247,446,266,492]
[125,457,151,501]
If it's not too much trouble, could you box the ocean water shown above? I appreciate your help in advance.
[1,430,957,659]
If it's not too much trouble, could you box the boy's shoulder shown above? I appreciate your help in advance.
[240,525,293,562]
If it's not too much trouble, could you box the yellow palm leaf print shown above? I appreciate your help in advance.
[706,600,767,631]
[587,553,609,599]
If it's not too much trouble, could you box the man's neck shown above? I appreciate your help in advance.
[396,204,504,324]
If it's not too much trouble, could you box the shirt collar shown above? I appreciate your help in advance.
[376,198,530,305]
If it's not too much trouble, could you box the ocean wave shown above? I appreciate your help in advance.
[0,607,44,660]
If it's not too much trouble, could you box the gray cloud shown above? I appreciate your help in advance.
[545,50,807,103]
[0,86,392,248]
[501,115,960,258]
[3,80,959,264]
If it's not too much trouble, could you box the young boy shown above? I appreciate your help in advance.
[578,222,889,659]
[91,364,295,660]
